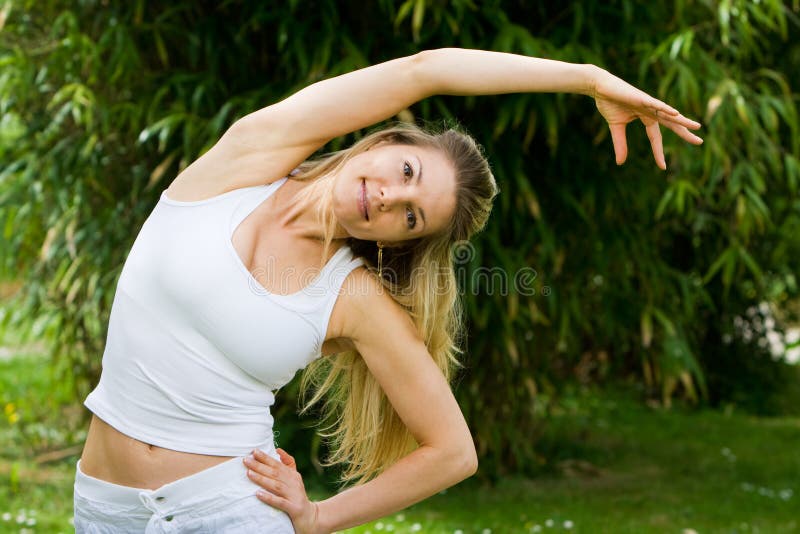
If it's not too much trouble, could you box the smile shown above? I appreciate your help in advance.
[360,179,369,221]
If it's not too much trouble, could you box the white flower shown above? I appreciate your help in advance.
[758,487,776,498]
[563,520,574,529]
[25,518,36,526]
[454,530,463,534]
[411,524,422,532]
[394,514,405,522]
[482,529,492,534]
[386,525,395,532]
[1,513,10,521]
[780,489,793,500]
[531,526,541,533]
[545,519,554,527]
[722,333,733,344]
[682,529,699,534]
[375,522,384,530]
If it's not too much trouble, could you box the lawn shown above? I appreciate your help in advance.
[1,348,798,534]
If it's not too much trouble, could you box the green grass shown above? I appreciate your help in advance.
[1,349,798,533]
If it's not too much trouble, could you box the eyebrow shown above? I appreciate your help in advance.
[415,155,426,231]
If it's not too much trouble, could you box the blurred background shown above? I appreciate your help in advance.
[1,1,799,532]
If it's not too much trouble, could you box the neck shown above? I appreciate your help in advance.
[276,174,351,242]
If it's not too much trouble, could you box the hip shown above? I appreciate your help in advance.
[73,455,294,533]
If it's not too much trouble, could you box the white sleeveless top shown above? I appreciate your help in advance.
[84,177,365,455]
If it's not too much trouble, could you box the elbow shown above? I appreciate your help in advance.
[462,450,479,478]
[408,49,440,97]
[446,447,478,480]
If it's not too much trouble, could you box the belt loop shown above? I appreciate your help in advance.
[138,491,157,512]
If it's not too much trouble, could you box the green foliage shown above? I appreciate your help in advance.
[3,362,800,532]
[1,0,799,478]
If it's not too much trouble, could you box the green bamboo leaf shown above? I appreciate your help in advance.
[394,0,414,27]
[703,246,735,285]
[736,243,764,281]
[411,0,425,42]
[652,307,676,336]
[718,0,731,46]
[153,30,169,68]
[654,187,675,220]
[785,155,799,194]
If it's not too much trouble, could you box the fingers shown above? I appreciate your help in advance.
[648,97,679,117]
[255,487,291,510]
[245,450,281,478]
[647,97,702,130]
[644,121,666,170]
[659,117,704,145]
[276,448,297,469]
[609,123,628,165]
[659,111,702,131]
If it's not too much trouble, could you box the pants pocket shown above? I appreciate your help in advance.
[73,491,150,533]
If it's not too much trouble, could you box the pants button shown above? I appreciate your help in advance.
[155,496,166,502]
[165,515,174,522]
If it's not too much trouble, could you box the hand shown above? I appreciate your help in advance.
[244,447,324,534]
[589,67,704,170]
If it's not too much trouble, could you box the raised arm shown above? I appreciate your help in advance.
[219,48,702,188]
[233,48,599,150]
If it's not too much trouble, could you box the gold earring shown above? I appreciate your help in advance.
[377,241,384,277]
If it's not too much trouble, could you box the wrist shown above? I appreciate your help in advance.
[312,501,329,534]
[578,64,604,97]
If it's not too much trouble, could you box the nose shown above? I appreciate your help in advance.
[378,184,412,211]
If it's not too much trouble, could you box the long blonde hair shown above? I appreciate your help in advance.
[291,122,498,488]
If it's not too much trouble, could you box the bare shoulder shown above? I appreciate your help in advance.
[335,266,421,344]
[162,122,319,202]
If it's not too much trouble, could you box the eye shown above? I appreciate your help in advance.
[403,161,413,181]
[406,208,417,230]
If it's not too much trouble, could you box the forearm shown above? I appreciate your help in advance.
[233,48,601,153]
[315,445,475,533]
[415,47,600,98]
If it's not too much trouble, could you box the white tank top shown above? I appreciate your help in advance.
[84,177,365,455]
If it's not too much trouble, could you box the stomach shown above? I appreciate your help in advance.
[79,414,235,490]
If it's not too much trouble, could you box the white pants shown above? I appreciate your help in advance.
[73,453,295,533]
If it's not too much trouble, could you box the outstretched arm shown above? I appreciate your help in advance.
[225,48,702,184]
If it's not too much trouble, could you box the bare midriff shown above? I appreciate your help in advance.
[78,414,235,490]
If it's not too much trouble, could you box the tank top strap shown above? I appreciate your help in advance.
[310,249,365,359]
[229,177,289,237]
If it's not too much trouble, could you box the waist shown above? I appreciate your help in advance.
[79,415,269,490]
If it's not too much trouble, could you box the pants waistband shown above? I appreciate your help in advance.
[75,444,278,507]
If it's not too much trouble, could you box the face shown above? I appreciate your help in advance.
[332,143,457,244]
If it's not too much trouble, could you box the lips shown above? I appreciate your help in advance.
[360,179,369,221]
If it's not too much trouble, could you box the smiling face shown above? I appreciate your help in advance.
[332,143,458,244]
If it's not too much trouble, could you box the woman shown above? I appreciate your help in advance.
[74,48,702,533]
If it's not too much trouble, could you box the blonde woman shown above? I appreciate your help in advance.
[75,48,702,533]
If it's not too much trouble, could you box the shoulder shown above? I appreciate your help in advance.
[161,125,308,202]
[331,265,421,345]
